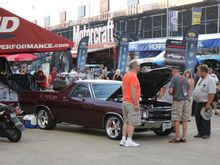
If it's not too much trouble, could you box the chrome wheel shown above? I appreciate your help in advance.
[37,109,49,129]
[105,116,122,140]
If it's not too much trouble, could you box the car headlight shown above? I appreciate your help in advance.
[142,110,149,119]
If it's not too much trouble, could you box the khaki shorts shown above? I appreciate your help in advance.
[122,102,141,126]
[171,100,189,122]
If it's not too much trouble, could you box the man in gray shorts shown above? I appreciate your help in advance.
[120,60,141,147]
[169,68,190,143]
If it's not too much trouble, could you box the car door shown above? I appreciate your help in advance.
[64,84,94,125]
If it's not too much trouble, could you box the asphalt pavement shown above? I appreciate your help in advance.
[1,116,220,165]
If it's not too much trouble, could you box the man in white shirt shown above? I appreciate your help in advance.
[193,65,216,139]
[208,68,219,115]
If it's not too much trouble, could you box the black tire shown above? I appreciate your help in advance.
[154,128,173,136]
[104,115,123,140]
[7,128,22,142]
[37,108,56,130]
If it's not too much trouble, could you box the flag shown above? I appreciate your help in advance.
[169,10,178,32]
[183,25,200,74]
[117,32,130,74]
[192,7,202,25]
[77,36,89,69]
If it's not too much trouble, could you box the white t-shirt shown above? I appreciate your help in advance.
[193,75,216,103]
[210,73,219,84]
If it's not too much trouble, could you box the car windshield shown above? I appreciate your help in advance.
[92,83,121,100]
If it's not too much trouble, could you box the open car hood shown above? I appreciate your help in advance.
[138,67,172,100]
[107,67,171,100]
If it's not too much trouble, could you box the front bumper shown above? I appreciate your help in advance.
[135,119,174,130]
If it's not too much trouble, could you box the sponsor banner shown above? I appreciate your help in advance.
[169,10,178,32]
[192,7,202,25]
[117,32,130,74]
[0,7,73,54]
[73,20,114,45]
[129,42,165,51]
[164,39,186,72]
[127,0,139,7]
[0,43,70,50]
[184,25,200,74]
[77,36,89,69]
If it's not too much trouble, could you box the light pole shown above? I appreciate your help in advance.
[88,0,90,29]
[166,0,169,37]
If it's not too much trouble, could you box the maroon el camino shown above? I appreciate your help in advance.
[18,67,173,140]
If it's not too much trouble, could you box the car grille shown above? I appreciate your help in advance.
[148,108,171,121]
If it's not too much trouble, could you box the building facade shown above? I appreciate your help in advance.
[50,0,219,68]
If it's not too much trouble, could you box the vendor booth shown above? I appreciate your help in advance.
[0,7,74,104]
[129,33,220,58]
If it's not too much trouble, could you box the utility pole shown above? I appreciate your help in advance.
[166,0,169,37]
[88,0,91,29]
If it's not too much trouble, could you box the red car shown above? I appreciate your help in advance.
[18,67,173,140]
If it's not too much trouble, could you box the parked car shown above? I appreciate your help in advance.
[18,67,173,140]
[167,53,185,60]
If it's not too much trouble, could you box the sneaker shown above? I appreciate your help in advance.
[124,140,140,147]
[119,140,126,146]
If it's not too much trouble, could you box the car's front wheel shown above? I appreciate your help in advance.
[37,109,56,130]
[153,128,173,136]
[105,115,122,140]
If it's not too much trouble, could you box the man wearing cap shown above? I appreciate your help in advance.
[120,60,141,147]
[193,65,216,139]
[169,68,190,143]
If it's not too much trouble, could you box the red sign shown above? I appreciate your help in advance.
[0,7,74,54]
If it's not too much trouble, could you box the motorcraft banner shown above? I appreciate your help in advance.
[164,39,186,72]
[183,25,200,74]
[77,36,89,69]
[117,32,130,74]
[192,7,202,25]
[169,10,178,32]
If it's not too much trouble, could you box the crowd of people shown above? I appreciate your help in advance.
[31,64,124,90]
[120,61,220,147]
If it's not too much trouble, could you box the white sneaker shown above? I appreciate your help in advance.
[124,140,140,147]
[119,139,126,146]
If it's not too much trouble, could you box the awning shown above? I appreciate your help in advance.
[129,33,220,52]
[0,7,74,54]
[137,51,220,66]
[71,42,116,58]
[1,53,37,61]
